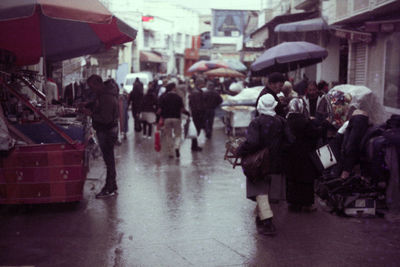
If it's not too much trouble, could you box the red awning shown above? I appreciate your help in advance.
[140,51,164,63]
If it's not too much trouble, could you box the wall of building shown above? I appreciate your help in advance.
[319,36,340,84]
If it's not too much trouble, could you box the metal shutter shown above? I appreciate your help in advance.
[354,43,367,85]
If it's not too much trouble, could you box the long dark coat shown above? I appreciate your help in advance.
[237,114,290,200]
[285,113,321,205]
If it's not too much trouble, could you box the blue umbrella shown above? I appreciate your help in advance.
[251,41,328,76]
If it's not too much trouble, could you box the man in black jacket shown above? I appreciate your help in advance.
[158,83,190,158]
[203,85,223,139]
[129,78,144,132]
[86,74,119,198]
[255,72,286,117]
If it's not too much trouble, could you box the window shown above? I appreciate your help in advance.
[185,34,190,48]
[144,30,150,47]
[175,33,182,48]
[384,33,400,109]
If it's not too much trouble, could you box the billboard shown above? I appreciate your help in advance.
[212,10,246,37]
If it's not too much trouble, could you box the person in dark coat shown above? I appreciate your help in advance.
[236,94,292,236]
[85,75,119,198]
[255,72,286,117]
[203,87,223,139]
[128,78,144,132]
[140,85,158,138]
[285,98,322,212]
[188,79,206,151]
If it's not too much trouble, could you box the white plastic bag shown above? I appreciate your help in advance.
[187,119,197,139]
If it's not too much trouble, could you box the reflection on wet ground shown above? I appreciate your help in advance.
[1,120,400,266]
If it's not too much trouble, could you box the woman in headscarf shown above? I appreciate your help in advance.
[285,98,322,212]
[236,94,292,236]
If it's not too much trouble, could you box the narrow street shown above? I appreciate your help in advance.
[1,120,400,267]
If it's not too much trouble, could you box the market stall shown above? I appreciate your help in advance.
[0,0,136,204]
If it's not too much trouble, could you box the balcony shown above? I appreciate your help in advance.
[331,0,399,24]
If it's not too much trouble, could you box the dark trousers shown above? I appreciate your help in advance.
[97,126,118,191]
[204,109,215,138]
[141,121,152,136]
[132,110,141,132]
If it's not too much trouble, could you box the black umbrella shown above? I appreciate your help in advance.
[251,41,328,76]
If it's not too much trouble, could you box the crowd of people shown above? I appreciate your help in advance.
[82,73,226,197]
[82,71,395,238]
[235,72,375,236]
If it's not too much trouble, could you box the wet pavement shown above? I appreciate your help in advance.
[1,120,400,267]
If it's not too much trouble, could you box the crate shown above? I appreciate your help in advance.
[344,198,376,217]
[224,137,245,168]
[0,143,87,204]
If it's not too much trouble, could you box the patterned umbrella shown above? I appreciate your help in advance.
[0,0,137,66]
[204,68,245,78]
[187,60,209,73]
[188,60,230,73]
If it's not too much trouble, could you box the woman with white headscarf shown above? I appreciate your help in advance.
[236,94,292,236]
[286,98,322,212]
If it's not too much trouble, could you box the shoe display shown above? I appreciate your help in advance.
[95,188,117,198]
[257,218,276,236]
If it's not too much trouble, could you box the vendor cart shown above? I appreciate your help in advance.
[221,105,255,136]
[0,68,89,204]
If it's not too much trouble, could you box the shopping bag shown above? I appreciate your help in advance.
[241,146,269,182]
[310,144,337,171]
[186,119,197,139]
[154,125,161,152]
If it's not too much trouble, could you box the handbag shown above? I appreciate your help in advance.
[311,144,337,171]
[241,146,269,182]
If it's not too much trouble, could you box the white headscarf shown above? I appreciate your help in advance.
[257,94,277,116]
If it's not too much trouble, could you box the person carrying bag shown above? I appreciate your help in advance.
[236,93,293,236]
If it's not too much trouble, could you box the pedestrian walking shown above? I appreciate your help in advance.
[85,74,119,198]
[285,98,322,212]
[158,82,190,158]
[129,78,144,132]
[188,79,206,151]
[255,72,286,117]
[140,85,158,138]
[119,89,129,140]
[236,94,292,235]
[203,85,223,139]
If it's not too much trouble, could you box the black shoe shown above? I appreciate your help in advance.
[175,149,180,158]
[95,188,117,198]
[257,218,276,236]
[191,146,202,152]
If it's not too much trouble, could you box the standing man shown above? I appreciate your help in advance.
[158,83,190,158]
[203,85,223,139]
[255,72,286,117]
[188,79,206,151]
[129,78,144,132]
[86,74,119,198]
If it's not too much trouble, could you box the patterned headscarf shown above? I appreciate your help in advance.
[287,97,304,116]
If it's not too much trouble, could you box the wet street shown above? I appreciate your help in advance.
[1,120,400,267]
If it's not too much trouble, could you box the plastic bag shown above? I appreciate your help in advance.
[186,119,197,139]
